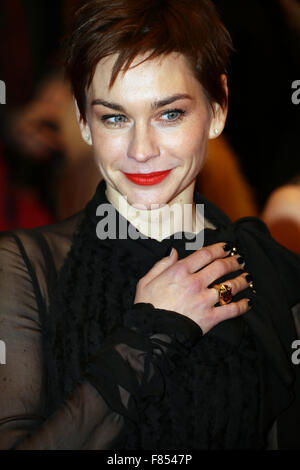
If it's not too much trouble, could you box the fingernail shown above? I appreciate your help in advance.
[166,247,173,257]
[248,299,253,308]
[223,242,232,252]
[245,274,253,283]
[237,256,245,265]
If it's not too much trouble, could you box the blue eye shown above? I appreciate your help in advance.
[161,109,186,122]
[100,109,186,127]
[101,114,127,126]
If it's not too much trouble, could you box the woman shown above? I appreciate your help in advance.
[0,0,299,450]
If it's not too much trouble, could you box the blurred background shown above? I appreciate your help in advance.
[0,0,299,253]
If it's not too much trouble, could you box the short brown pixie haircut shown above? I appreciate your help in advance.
[65,0,233,123]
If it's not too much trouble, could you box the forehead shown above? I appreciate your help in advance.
[88,52,203,101]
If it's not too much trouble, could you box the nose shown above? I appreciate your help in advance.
[127,124,160,163]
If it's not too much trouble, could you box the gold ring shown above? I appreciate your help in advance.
[213,283,233,305]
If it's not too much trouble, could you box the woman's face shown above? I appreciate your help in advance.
[81,52,227,208]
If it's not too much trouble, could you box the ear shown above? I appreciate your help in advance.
[208,74,228,139]
[74,99,93,146]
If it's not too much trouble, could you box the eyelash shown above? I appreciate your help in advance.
[100,108,186,127]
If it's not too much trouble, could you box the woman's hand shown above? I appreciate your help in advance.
[134,242,252,335]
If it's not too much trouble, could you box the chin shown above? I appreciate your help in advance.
[126,188,175,210]
[111,172,185,208]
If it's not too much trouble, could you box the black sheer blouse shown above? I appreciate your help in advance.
[0,182,299,450]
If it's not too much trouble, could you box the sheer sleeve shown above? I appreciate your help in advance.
[84,303,203,424]
[0,232,202,450]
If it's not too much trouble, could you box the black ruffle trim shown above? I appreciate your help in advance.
[84,325,165,424]
[124,302,203,349]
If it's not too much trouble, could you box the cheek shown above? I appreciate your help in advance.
[162,121,208,157]
[184,113,210,154]
[91,131,127,167]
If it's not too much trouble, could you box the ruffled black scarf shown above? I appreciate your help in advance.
[41,180,275,449]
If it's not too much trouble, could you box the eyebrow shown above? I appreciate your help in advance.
[91,93,193,112]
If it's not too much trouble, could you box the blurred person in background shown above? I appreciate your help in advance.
[262,174,300,255]
[197,135,258,221]
[0,1,64,228]
[214,0,300,209]
[260,0,300,255]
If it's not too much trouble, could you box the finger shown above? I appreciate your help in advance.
[196,254,246,288]
[184,241,232,274]
[213,297,252,324]
[141,247,178,286]
[223,272,252,296]
[207,271,252,305]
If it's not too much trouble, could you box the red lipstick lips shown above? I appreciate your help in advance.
[123,169,172,185]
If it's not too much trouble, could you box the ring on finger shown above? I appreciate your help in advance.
[213,283,233,305]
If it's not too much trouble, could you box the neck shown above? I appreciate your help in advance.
[105,181,207,241]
